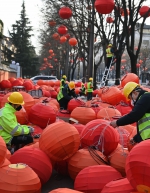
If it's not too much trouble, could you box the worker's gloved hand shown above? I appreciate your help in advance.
[28,126,34,133]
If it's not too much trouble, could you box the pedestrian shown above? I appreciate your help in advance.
[57,81,77,110]
[106,43,114,69]
[87,77,93,101]
[0,92,34,151]
[79,83,86,96]
[60,75,67,88]
[110,81,150,144]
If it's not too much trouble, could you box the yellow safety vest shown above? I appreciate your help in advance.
[106,47,113,57]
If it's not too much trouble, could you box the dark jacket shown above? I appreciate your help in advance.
[62,84,77,101]
[117,89,150,142]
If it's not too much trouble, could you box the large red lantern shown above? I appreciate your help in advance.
[106,17,114,23]
[136,63,141,68]
[59,7,72,19]
[115,102,132,116]
[60,36,67,43]
[139,6,150,17]
[67,98,85,113]
[101,178,135,193]
[39,122,80,161]
[49,188,82,193]
[23,81,34,91]
[74,165,122,193]
[69,38,78,46]
[121,59,127,63]
[121,73,139,87]
[49,20,56,26]
[10,146,52,184]
[68,148,108,180]
[28,102,56,129]
[0,136,7,167]
[80,119,119,156]
[64,33,71,39]
[0,80,12,89]
[52,33,60,40]
[126,140,150,192]
[57,25,68,35]
[95,0,115,14]
[70,107,96,125]
[0,163,41,192]
[97,106,121,120]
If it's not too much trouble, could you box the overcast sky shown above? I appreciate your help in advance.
[0,0,42,54]
[0,0,150,55]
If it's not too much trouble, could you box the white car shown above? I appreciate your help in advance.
[30,75,58,84]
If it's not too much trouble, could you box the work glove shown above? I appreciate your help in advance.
[28,126,34,133]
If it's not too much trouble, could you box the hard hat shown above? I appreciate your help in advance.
[68,81,75,90]
[108,44,112,47]
[7,92,24,105]
[89,77,93,81]
[123,82,140,100]
[62,75,67,79]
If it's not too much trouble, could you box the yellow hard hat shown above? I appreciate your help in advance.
[68,81,75,90]
[62,75,67,79]
[123,82,140,100]
[89,77,93,81]
[8,92,24,105]
[108,44,112,47]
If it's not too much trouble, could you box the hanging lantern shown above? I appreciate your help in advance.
[80,119,119,156]
[0,136,7,167]
[101,178,135,193]
[49,20,56,26]
[139,6,150,17]
[136,63,141,68]
[49,49,53,54]
[69,38,78,46]
[39,122,80,161]
[121,73,139,87]
[126,140,150,192]
[97,106,121,120]
[74,165,122,193]
[28,102,56,129]
[59,7,72,19]
[10,146,52,184]
[121,59,127,63]
[0,164,41,192]
[70,107,96,125]
[57,25,68,35]
[67,98,85,113]
[52,33,60,40]
[60,36,67,43]
[95,0,115,14]
[106,17,114,23]
[64,33,71,39]
[49,188,82,193]
[68,148,108,180]
[100,86,123,105]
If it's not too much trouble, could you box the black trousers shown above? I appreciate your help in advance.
[106,57,113,68]
[57,98,70,110]
[11,134,33,146]
[87,92,93,101]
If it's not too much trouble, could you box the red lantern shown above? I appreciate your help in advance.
[95,0,115,14]
[136,63,141,68]
[57,25,68,35]
[0,158,10,168]
[49,49,53,54]
[0,163,41,192]
[8,77,16,83]
[68,148,108,180]
[11,79,23,87]
[97,107,121,120]
[0,80,12,89]
[67,98,86,113]
[0,136,7,167]
[10,146,52,184]
[121,73,139,87]
[70,107,96,125]
[69,38,78,46]
[39,122,80,161]
[64,33,71,39]
[72,123,85,136]
[74,165,122,193]
[126,140,150,192]
[80,119,119,156]
[28,103,56,129]
[121,59,127,63]
[115,102,132,116]
[100,86,123,105]
[59,7,72,19]
[60,36,67,43]
[15,108,29,125]
[139,6,150,17]
[23,81,34,91]
[101,178,135,193]
[106,17,114,23]
[49,20,56,26]
[52,33,60,40]
[49,188,82,193]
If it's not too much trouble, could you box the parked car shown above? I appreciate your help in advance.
[30,75,58,84]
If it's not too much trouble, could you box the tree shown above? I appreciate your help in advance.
[9,1,40,78]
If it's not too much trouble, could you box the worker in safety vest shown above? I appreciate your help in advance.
[87,77,93,101]
[60,75,67,88]
[106,43,114,69]
[0,92,34,150]
[79,83,86,96]
[57,81,77,110]
[110,82,150,144]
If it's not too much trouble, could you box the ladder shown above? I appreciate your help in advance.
[99,57,115,87]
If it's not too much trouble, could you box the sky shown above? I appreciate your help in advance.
[0,0,43,54]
